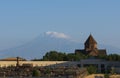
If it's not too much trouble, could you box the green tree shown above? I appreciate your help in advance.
[41,51,90,61]
[32,69,41,77]
[87,65,97,74]
[104,74,109,78]
[42,51,67,61]
[98,55,107,59]
[107,54,120,61]
[45,68,51,74]
[67,53,76,61]
[110,67,115,74]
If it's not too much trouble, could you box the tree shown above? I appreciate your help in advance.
[32,69,41,77]
[104,74,109,78]
[42,51,67,61]
[66,53,76,61]
[40,51,90,61]
[110,67,115,74]
[107,54,120,61]
[87,65,97,74]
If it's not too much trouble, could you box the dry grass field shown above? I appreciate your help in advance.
[85,74,120,78]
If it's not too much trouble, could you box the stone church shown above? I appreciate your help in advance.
[75,34,107,56]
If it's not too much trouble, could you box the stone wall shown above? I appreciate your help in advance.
[0,61,78,67]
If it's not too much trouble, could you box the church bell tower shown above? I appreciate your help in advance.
[84,34,97,51]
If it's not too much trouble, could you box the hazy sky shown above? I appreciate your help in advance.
[0,0,120,50]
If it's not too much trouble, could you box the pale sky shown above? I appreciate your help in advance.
[0,0,120,50]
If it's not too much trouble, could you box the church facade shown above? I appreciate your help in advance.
[75,34,107,56]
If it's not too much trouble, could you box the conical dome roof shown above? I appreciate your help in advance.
[85,34,97,45]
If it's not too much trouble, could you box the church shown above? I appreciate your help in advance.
[75,34,107,56]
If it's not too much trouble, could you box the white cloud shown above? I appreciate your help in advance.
[45,31,70,39]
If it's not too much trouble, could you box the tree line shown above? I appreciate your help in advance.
[32,51,120,61]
